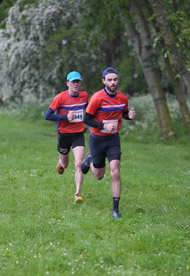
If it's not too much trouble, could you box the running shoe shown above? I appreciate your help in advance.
[74,194,84,203]
[112,209,122,219]
[81,152,91,174]
[56,163,64,175]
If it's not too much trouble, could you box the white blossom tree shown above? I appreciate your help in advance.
[0,0,83,104]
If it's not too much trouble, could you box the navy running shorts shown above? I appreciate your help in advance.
[57,132,85,155]
[89,132,121,168]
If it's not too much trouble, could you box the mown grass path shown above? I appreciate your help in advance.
[0,117,190,276]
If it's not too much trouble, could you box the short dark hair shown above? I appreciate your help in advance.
[102,67,118,78]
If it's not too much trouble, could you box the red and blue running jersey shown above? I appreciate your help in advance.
[86,89,128,136]
[50,90,88,133]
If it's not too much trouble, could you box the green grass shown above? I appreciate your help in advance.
[0,113,190,276]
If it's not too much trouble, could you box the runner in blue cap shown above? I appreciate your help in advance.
[45,71,88,203]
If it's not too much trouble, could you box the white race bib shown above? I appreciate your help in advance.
[101,119,118,133]
[70,109,84,122]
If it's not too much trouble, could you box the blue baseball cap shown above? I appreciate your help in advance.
[67,71,82,81]
[102,67,118,78]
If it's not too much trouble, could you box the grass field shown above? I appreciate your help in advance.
[0,110,190,276]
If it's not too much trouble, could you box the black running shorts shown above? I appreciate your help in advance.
[57,132,85,155]
[89,132,121,168]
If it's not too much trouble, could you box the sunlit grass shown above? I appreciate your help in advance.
[0,105,190,275]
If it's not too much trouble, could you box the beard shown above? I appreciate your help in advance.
[105,84,117,94]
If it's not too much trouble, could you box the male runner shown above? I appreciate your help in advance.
[81,67,136,218]
[45,71,88,203]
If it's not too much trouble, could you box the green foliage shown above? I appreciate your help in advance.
[41,23,103,94]
[151,1,190,66]
[0,102,190,275]
[0,0,17,28]
[0,0,87,104]
[117,52,147,95]
[167,10,190,59]
[81,0,146,95]
[0,0,190,109]
[18,0,39,11]
[121,94,190,142]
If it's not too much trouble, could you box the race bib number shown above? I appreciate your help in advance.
[101,119,118,133]
[70,109,84,122]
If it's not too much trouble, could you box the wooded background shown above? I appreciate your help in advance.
[0,0,190,138]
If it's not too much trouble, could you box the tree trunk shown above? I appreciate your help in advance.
[150,0,190,95]
[127,2,173,139]
[164,57,190,132]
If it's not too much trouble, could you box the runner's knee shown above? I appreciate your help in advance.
[110,167,120,179]
[94,173,104,180]
[75,159,82,170]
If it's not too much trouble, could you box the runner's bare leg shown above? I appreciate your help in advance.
[72,146,85,194]
[109,159,121,197]
[58,153,69,172]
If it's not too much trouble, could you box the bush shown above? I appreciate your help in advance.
[120,94,190,142]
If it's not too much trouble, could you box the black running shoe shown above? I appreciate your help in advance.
[81,152,91,174]
[112,209,122,219]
